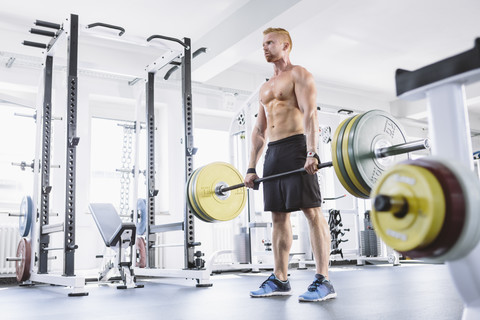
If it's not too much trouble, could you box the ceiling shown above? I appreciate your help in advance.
[1,0,480,110]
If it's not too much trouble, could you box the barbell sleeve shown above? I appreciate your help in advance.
[373,194,409,218]
[6,257,22,262]
[375,138,430,159]
[8,213,23,217]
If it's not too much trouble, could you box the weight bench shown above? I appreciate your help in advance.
[88,203,143,289]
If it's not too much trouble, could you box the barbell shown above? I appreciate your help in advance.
[186,110,430,222]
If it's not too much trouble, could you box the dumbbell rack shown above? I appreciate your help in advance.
[395,38,480,320]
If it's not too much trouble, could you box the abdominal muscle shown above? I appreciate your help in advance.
[263,100,304,142]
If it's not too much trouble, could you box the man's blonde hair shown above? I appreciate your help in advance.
[263,27,292,53]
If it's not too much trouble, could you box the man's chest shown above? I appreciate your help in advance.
[260,75,295,104]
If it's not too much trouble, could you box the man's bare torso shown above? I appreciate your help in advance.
[260,66,304,142]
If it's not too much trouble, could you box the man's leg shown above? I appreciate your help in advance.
[301,207,330,278]
[298,206,336,301]
[271,211,292,281]
[249,211,292,297]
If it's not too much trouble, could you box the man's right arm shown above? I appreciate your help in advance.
[244,102,267,188]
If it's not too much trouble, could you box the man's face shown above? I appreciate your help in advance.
[262,33,286,63]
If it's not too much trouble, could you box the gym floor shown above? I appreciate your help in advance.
[0,262,463,320]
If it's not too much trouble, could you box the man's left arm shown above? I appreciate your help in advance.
[294,67,319,175]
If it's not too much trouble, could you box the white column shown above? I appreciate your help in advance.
[426,83,474,169]
[425,82,480,320]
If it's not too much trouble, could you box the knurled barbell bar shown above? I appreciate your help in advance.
[216,161,335,194]
[186,110,430,223]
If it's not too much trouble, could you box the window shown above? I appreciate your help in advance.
[0,105,36,213]
[90,117,144,218]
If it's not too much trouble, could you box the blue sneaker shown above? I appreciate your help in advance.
[250,273,292,297]
[298,274,337,302]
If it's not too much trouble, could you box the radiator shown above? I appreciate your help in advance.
[0,225,21,274]
[152,222,237,268]
[212,222,235,264]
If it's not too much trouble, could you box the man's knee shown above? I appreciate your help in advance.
[301,207,322,220]
[272,211,290,224]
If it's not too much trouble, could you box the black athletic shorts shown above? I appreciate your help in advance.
[263,134,322,212]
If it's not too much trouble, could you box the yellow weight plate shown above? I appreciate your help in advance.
[341,114,370,197]
[191,162,247,222]
[370,164,446,252]
[331,117,366,198]
[191,168,214,222]
[187,168,212,222]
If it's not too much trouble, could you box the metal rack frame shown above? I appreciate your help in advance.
[22,14,88,296]
[134,35,213,287]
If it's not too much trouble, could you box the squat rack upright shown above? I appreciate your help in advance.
[135,35,214,287]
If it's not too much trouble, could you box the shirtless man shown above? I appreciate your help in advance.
[245,28,336,302]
